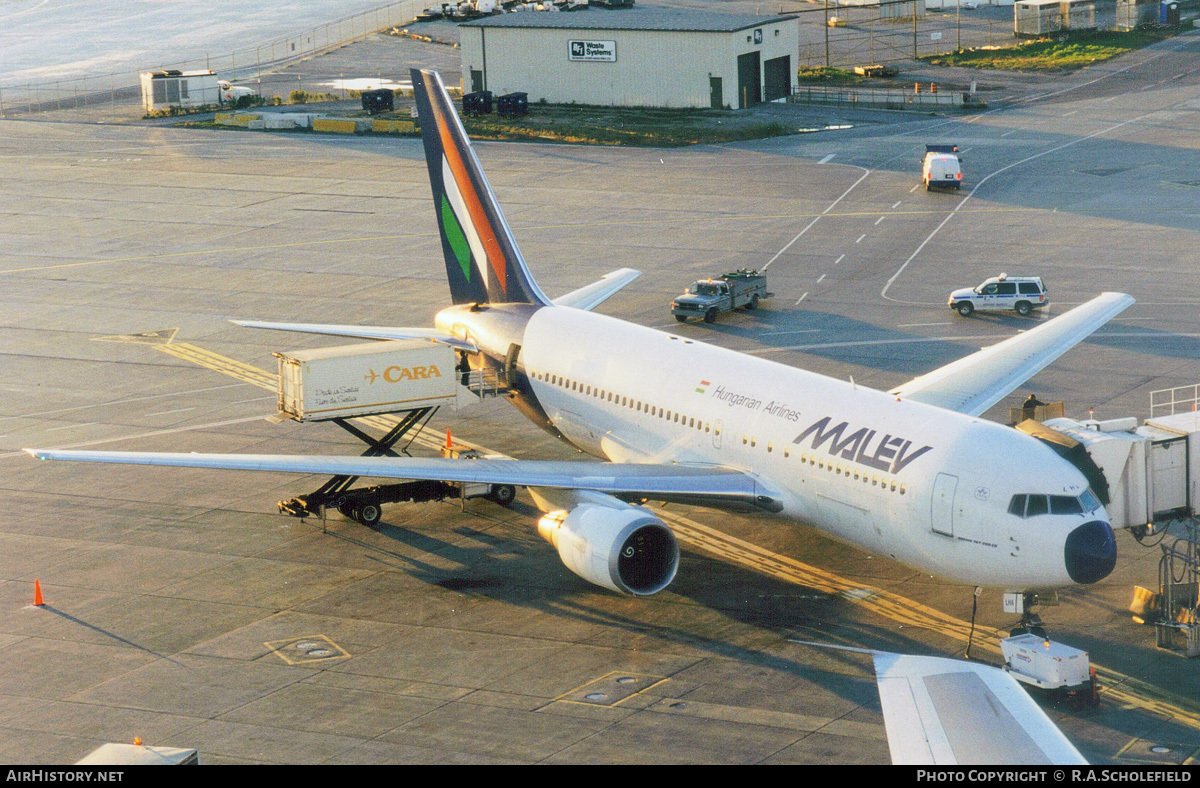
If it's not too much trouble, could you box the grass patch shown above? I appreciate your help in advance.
[796,66,868,86]
[450,104,796,147]
[921,29,1172,71]
[178,102,805,147]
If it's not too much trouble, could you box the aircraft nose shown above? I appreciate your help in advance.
[1064,520,1117,584]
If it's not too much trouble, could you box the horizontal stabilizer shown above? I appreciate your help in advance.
[231,320,478,352]
[26,450,770,507]
[554,268,642,311]
[890,292,1134,416]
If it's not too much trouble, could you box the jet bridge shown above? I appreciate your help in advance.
[1034,387,1200,530]
[1022,384,1200,657]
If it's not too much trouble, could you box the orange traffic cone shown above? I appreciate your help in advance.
[445,428,452,449]
[33,580,44,606]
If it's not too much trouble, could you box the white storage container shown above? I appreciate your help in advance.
[277,340,461,421]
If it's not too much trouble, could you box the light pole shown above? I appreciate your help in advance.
[824,0,830,68]
[913,0,918,59]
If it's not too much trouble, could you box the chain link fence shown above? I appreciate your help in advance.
[0,0,421,116]
[796,2,1018,68]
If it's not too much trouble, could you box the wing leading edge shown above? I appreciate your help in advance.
[889,292,1134,416]
[25,450,776,509]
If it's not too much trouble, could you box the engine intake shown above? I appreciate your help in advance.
[537,503,679,595]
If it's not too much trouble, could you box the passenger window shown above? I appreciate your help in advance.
[1019,282,1041,295]
[980,283,998,295]
[1025,495,1048,517]
[1008,495,1027,517]
[997,283,1016,295]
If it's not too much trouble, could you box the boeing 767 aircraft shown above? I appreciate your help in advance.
[29,69,1132,601]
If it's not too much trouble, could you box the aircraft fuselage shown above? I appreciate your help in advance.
[436,302,1117,590]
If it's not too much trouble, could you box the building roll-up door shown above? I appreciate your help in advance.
[763,55,791,102]
[737,51,761,109]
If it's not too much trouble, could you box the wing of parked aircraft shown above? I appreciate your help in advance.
[889,292,1134,416]
[25,450,776,509]
[873,651,1088,765]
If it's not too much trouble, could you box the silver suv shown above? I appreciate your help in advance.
[948,274,1049,317]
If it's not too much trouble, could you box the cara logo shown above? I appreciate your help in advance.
[365,365,442,384]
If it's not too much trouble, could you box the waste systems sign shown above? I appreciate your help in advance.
[568,40,616,62]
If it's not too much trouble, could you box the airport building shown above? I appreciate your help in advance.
[458,9,800,109]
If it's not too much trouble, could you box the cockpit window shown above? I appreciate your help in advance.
[1049,495,1083,515]
[1009,491,1100,519]
[1080,489,1100,512]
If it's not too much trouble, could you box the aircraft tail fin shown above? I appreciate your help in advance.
[411,68,550,307]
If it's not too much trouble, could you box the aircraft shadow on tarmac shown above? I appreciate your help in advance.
[309,497,988,717]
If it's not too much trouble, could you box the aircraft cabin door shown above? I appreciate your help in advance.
[713,419,723,449]
[931,472,958,537]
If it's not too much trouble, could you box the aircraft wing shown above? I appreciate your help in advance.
[874,652,1087,765]
[25,450,774,508]
[230,320,478,352]
[889,292,1134,416]
[553,268,642,311]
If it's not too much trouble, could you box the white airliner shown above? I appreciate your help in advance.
[28,69,1132,600]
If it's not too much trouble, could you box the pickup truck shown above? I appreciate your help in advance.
[672,269,772,323]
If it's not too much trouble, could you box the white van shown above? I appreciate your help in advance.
[922,143,963,191]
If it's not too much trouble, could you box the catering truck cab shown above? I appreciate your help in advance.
[922,143,963,190]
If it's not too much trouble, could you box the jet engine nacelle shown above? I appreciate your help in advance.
[537,503,679,595]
